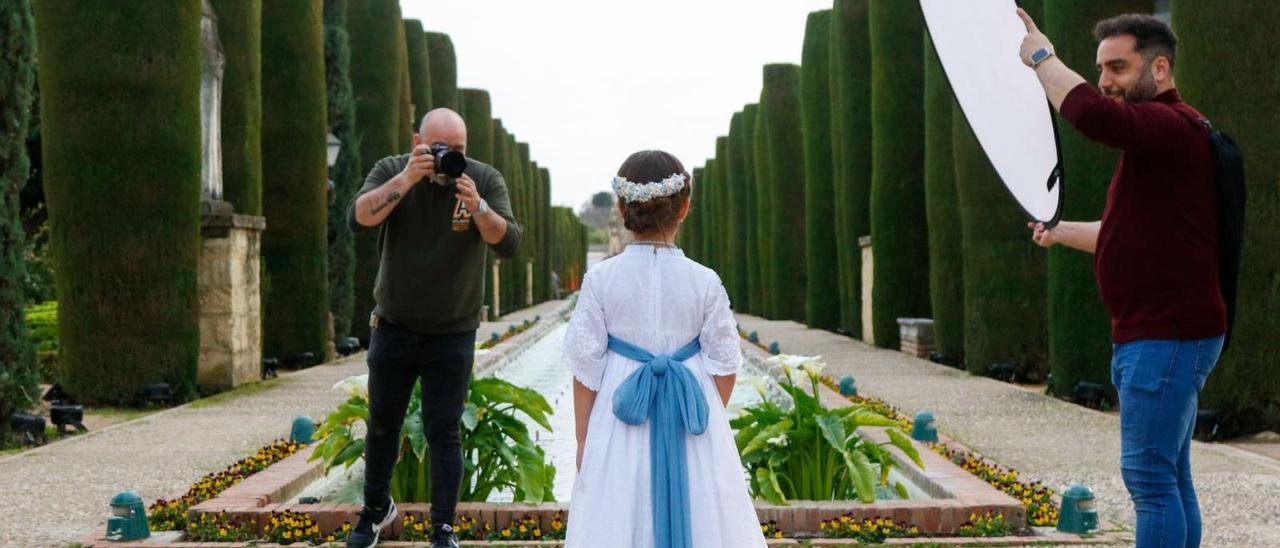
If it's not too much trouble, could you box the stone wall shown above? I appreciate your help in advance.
[198,213,265,393]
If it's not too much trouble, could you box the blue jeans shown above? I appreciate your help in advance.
[1111,336,1223,548]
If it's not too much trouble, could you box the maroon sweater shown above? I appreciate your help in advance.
[1059,83,1226,343]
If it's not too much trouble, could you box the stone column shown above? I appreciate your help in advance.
[860,235,874,343]
[199,213,266,392]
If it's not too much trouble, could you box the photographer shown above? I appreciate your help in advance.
[345,108,520,548]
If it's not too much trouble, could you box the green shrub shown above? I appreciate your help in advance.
[261,0,332,361]
[424,32,458,111]
[922,36,965,360]
[402,19,432,126]
[323,0,362,339]
[752,93,775,319]
[726,112,750,311]
[36,0,202,404]
[830,0,872,337]
[1175,0,1280,434]
[211,0,262,216]
[868,0,929,348]
[760,64,807,322]
[802,10,840,330]
[740,104,761,315]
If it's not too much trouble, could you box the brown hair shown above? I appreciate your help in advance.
[615,150,692,235]
[1094,14,1178,70]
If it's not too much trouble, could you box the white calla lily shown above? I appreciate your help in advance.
[332,374,369,400]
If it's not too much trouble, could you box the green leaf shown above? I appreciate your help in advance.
[755,467,787,505]
[815,413,848,451]
[885,428,925,469]
[894,480,910,500]
[403,412,427,461]
[843,450,877,503]
[461,403,478,431]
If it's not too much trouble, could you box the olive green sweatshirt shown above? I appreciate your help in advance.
[346,154,520,334]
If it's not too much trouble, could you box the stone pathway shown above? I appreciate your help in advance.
[736,314,1280,548]
[0,302,568,548]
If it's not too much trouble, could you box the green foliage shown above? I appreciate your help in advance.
[424,32,458,111]
[868,0,930,348]
[752,95,775,319]
[952,111,1047,379]
[714,137,731,278]
[760,64,807,322]
[801,10,840,330]
[922,36,965,360]
[684,167,704,262]
[261,0,331,360]
[1175,0,1280,435]
[312,375,557,503]
[460,89,494,163]
[402,19,431,126]
[731,357,920,504]
[1,0,38,435]
[396,21,412,152]
[36,0,202,404]
[550,207,587,290]
[211,0,263,216]
[702,159,718,269]
[1042,0,1141,400]
[324,0,361,340]
[740,104,761,315]
[726,112,751,311]
[346,0,403,343]
[830,0,872,337]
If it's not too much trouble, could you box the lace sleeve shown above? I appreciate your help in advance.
[698,278,742,376]
[561,272,608,391]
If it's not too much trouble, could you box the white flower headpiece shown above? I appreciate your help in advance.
[611,173,687,203]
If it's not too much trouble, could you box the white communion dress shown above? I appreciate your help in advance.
[561,244,767,548]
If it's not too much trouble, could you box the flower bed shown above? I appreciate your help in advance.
[149,439,304,531]
[480,316,542,350]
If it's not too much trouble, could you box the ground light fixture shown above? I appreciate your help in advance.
[987,362,1016,383]
[140,383,175,406]
[1073,381,1107,409]
[291,416,315,444]
[8,413,46,446]
[838,374,858,397]
[336,337,361,357]
[1057,484,1099,534]
[911,411,939,443]
[1195,409,1221,441]
[105,491,150,541]
[50,404,87,434]
[262,357,280,379]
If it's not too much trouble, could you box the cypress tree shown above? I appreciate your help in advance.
[715,136,732,283]
[686,167,705,263]
[322,0,362,340]
[761,64,806,322]
[1,0,39,433]
[345,0,402,343]
[212,0,262,216]
[537,166,552,302]
[741,104,761,315]
[727,112,750,311]
[489,120,510,318]
[868,1,929,348]
[402,19,432,126]
[802,10,839,330]
[36,0,202,403]
[425,32,458,111]
[752,93,775,319]
[702,160,718,269]
[261,0,331,361]
[1042,0,1145,399]
[922,36,964,360]
[460,89,494,162]
[396,21,412,151]
[830,0,872,337]
[1175,0,1280,434]
[518,142,533,307]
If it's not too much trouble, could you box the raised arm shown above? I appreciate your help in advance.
[1029,220,1101,254]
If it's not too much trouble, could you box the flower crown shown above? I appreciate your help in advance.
[611,173,688,203]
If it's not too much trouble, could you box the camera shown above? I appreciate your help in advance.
[429,143,467,185]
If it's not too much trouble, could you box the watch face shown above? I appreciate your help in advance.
[1032,49,1049,63]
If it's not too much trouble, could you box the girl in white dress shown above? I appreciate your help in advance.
[561,151,766,548]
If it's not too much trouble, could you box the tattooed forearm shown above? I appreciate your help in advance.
[370,191,402,215]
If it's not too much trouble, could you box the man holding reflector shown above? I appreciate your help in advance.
[1017,9,1225,548]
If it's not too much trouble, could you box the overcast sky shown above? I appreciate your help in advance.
[400,0,833,210]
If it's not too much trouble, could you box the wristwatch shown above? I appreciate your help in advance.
[475,198,490,217]
[1029,47,1055,68]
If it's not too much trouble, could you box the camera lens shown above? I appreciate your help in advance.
[439,150,467,178]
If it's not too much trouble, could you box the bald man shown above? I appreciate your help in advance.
[345,108,520,548]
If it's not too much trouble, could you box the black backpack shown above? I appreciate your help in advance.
[1187,115,1246,356]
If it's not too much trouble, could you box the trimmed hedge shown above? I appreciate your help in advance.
[36,0,203,403]
[740,103,761,316]
[396,20,412,151]
[1175,0,1280,434]
[715,136,732,280]
[323,0,361,340]
[868,0,929,348]
[922,36,964,360]
[801,10,839,330]
[346,0,403,343]
[726,111,750,311]
[1,0,38,432]
[460,89,494,163]
[517,142,533,307]
[261,0,331,360]
[211,0,262,216]
[402,19,432,128]
[760,64,807,322]
[830,0,872,337]
[752,91,775,319]
[685,167,705,263]
[425,32,458,111]
[703,159,718,270]
[551,207,587,291]
[952,110,1047,379]
[537,166,552,302]
[1042,0,1144,399]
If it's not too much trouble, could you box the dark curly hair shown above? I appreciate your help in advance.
[1094,14,1178,69]
[615,150,692,235]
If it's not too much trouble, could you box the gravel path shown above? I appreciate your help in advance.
[0,301,570,548]
[736,314,1280,548]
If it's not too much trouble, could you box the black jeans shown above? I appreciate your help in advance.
[362,319,475,526]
